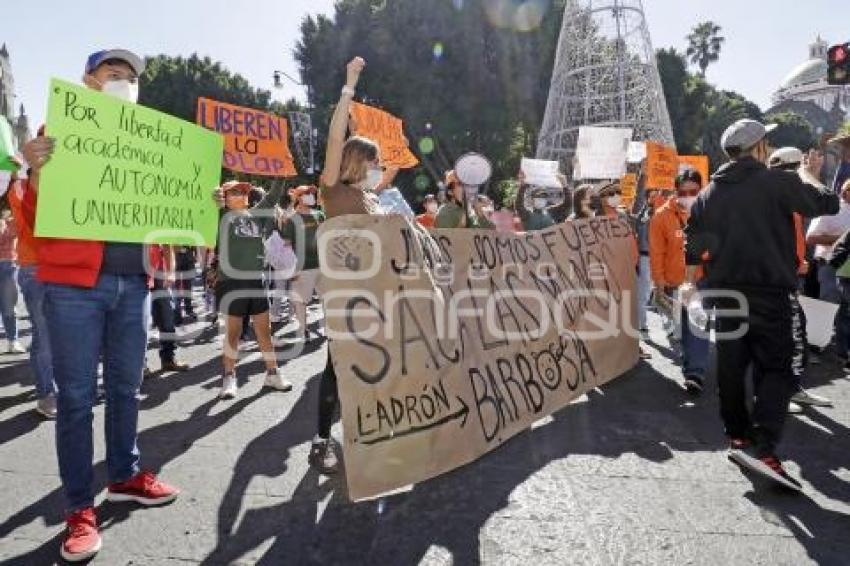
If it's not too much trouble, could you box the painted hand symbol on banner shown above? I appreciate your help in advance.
[331,236,365,272]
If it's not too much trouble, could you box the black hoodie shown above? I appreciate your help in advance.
[685,157,838,291]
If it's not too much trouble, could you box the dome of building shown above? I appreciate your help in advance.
[779,58,827,90]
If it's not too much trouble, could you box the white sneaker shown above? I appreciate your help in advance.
[263,370,293,392]
[220,374,238,399]
[36,394,57,419]
[791,389,833,407]
[7,340,25,354]
[788,401,804,414]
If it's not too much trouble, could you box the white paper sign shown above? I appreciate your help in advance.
[798,296,840,349]
[627,141,647,164]
[575,126,633,180]
[521,158,561,188]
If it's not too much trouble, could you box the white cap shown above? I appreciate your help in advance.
[768,147,804,168]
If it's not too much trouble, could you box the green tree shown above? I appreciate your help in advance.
[294,0,564,198]
[765,111,816,150]
[686,21,724,77]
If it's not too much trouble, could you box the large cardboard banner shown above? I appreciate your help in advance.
[645,142,679,189]
[197,97,297,177]
[36,79,223,246]
[318,215,638,500]
[349,102,419,169]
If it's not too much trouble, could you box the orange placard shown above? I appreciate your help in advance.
[678,155,710,188]
[197,97,297,177]
[620,173,638,205]
[645,142,679,189]
[350,102,419,169]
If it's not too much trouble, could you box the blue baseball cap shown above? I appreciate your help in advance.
[84,49,145,76]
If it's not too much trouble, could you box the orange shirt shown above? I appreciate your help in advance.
[416,213,436,229]
[7,180,38,266]
[649,201,688,287]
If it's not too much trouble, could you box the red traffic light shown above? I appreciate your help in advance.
[829,43,849,63]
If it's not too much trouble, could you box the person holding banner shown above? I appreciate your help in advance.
[435,171,468,228]
[685,119,837,491]
[19,48,179,563]
[310,56,385,474]
[212,181,292,399]
[569,185,595,220]
[649,170,709,394]
[515,171,564,231]
[278,185,324,341]
[415,194,438,229]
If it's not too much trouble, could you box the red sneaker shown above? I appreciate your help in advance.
[60,507,101,562]
[107,471,180,506]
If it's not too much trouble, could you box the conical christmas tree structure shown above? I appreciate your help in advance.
[537,0,674,172]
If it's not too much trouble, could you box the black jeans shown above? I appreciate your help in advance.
[712,288,799,454]
[151,278,177,363]
[318,350,339,439]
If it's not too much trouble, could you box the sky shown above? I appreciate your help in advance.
[2,0,848,129]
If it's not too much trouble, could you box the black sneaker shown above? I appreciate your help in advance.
[683,375,704,395]
[308,438,338,475]
[728,447,802,492]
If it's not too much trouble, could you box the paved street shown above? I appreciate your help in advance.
[1,302,849,565]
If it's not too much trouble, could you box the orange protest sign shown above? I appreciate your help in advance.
[350,102,419,169]
[645,142,679,189]
[197,97,297,177]
[678,155,710,188]
[620,173,638,205]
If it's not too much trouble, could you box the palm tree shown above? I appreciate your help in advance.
[686,22,725,77]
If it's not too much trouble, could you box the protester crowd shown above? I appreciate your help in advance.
[1,48,848,562]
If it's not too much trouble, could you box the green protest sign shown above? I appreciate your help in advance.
[35,78,223,246]
[0,116,20,172]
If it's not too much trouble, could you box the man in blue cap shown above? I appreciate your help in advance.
[21,48,179,563]
[684,119,838,492]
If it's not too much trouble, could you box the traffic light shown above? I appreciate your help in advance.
[828,43,850,85]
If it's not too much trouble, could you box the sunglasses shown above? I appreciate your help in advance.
[678,189,699,197]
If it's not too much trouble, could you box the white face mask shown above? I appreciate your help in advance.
[426,202,438,214]
[301,194,316,207]
[606,195,622,208]
[361,168,383,192]
[533,198,548,210]
[102,79,139,103]
[678,196,696,211]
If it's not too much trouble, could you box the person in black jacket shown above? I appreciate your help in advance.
[826,183,850,372]
[684,119,838,491]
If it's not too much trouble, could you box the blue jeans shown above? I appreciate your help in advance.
[17,266,55,398]
[0,260,19,341]
[681,291,710,379]
[45,274,149,511]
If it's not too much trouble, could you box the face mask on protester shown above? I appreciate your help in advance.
[426,202,438,214]
[361,168,383,192]
[101,79,139,103]
[301,194,316,207]
[606,194,622,208]
[678,196,696,211]
[533,198,548,210]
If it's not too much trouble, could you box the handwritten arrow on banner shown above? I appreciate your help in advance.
[360,396,470,446]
